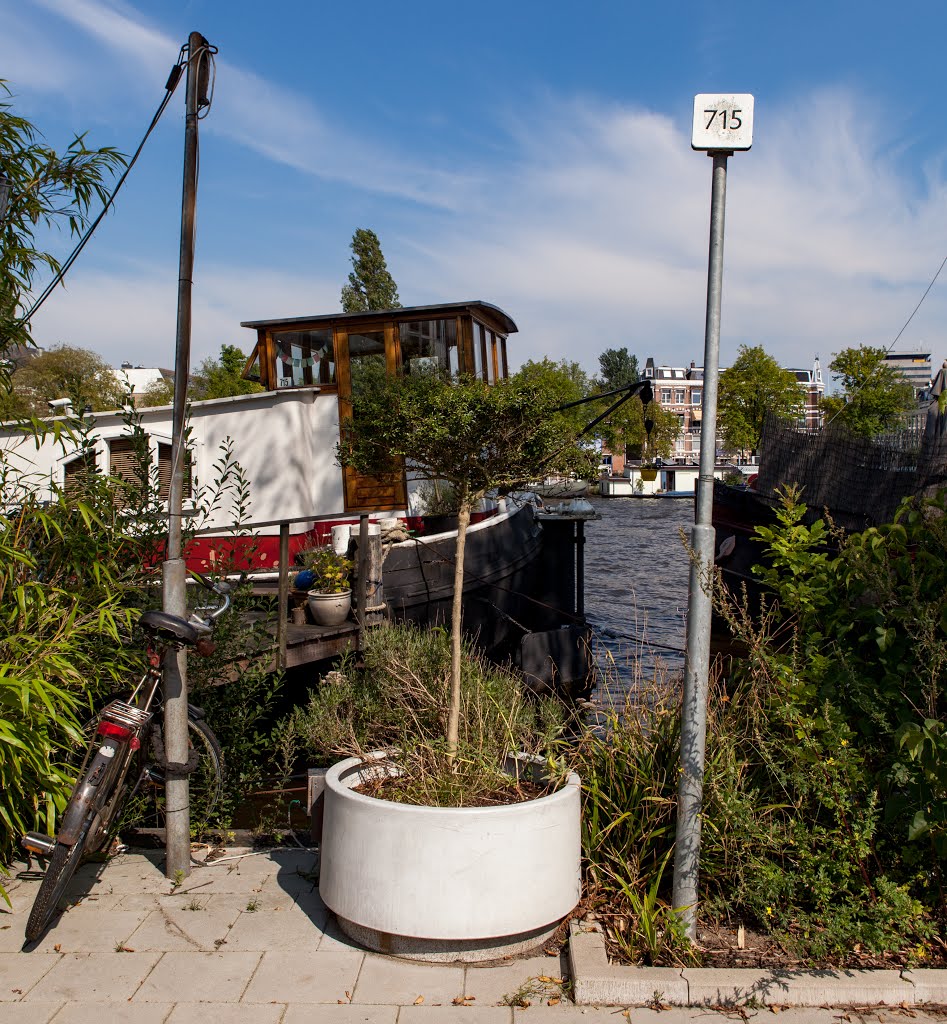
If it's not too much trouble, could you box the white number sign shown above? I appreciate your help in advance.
[692,94,754,152]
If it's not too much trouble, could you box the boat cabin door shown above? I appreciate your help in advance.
[335,325,408,512]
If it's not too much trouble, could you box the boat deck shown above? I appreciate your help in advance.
[222,606,360,677]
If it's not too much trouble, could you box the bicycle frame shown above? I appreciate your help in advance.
[57,657,164,846]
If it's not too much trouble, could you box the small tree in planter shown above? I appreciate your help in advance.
[338,368,586,757]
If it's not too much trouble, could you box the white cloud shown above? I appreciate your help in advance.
[12,4,947,379]
[28,263,341,369]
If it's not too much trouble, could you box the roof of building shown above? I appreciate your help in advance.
[240,301,517,335]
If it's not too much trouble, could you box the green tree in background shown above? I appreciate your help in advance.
[592,347,679,462]
[597,347,639,391]
[0,343,125,418]
[516,357,598,477]
[822,345,915,436]
[138,345,264,407]
[191,344,263,401]
[0,84,125,385]
[340,228,401,313]
[718,344,803,455]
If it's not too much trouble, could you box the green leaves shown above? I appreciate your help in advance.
[718,344,804,455]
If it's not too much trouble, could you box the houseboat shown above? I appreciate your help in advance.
[0,301,593,688]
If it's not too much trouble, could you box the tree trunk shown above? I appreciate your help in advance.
[446,500,472,760]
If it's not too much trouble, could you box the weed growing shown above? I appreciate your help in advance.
[578,486,946,967]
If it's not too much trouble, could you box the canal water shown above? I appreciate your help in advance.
[581,495,694,697]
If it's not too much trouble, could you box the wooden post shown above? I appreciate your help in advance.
[364,530,385,626]
[355,514,369,626]
[277,522,290,669]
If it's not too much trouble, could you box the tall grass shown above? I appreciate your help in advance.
[276,622,569,807]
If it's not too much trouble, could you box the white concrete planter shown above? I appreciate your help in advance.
[319,751,582,962]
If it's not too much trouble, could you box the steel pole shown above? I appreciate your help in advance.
[672,150,729,937]
[163,31,208,879]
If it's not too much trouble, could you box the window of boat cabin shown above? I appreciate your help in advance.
[484,330,498,384]
[273,328,335,388]
[399,318,458,375]
[108,437,191,503]
[471,321,485,379]
[64,452,96,496]
[470,320,500,382]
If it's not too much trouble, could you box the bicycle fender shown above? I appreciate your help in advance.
[59,744,120,845]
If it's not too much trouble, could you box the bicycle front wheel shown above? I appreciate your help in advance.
[25,817,93,942]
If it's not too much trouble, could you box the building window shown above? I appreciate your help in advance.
[274,329,335,388]
[692,390,702,405]
[400,319,458,376]
[109,436,190,502]
[64,452,96,495]
[675,389,685,404]
[661,389,672,403]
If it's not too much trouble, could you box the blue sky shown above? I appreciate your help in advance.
[4,0,947,381]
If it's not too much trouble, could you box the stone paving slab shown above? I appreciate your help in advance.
[167,1004,284,1023]
[25,951,162,1002]
[399,1007,514,1022]
[224,901,327,951]
[133,950,261,1002]
[281,1008,397,1024]
[50,1002,173,1023]
[242,948,364,1003]
[0,1003,62,1024]
[31,908,149,953]
[0,951,59,999]
[463,954,568,1007]
[125,900,243,952]
[352,954,465,1006]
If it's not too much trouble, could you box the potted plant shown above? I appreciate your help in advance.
[296,545,354,626]
[281,621,581,962]
[325,368,590,960]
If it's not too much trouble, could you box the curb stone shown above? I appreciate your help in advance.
[568,921,947,1008]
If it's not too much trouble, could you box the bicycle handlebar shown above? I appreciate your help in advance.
[187,570,246,626]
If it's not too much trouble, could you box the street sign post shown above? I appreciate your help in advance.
[673,93,754,939]
[692,94,754,152]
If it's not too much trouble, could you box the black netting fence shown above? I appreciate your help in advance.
[754,411,947,531]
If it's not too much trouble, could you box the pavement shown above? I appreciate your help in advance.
[0,847,944,1024]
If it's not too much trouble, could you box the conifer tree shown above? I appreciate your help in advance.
[340,228,402,312]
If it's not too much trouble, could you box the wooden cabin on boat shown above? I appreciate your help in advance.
[239,301,515,514]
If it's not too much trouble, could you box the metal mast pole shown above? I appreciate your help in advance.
[163,31,210,880]
[672,150,729,936]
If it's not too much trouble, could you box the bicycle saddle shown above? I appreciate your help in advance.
[138,610,201,645]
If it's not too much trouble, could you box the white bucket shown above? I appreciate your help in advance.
[331,524,351,555]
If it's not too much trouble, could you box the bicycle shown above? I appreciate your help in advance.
[21,571,231,942]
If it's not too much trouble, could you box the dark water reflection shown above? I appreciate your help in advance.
[582,495,694,696]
